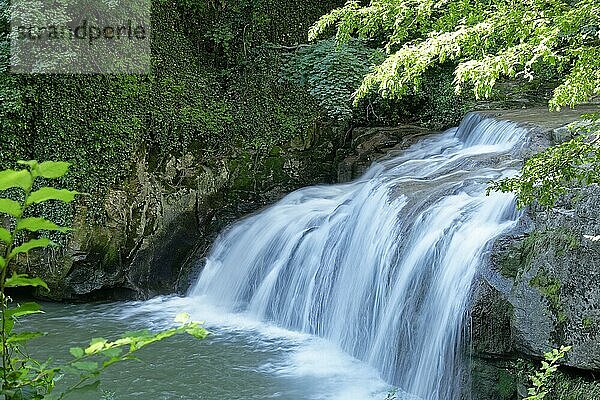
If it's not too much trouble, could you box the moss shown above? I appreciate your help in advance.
[498,228,580,280]
[492,358,600,400]
[582,317,594,329]
[89,231,122,273]
[498,231,539,279]
[551,373,600,400]
[470,358,519,400]
[496,369,518,399]
[530,268,567,324]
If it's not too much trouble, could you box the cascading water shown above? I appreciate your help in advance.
[189,113,528,400]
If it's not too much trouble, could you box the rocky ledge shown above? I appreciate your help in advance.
[469,107,600,400]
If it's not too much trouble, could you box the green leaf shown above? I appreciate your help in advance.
[0,228,11,245]
[17,160,38,168]
[3,316,14,335]
[65,380,101,396]
[6,302,43,318]
[0,198,22,218]
[26,187,80,206]
[0,256,5,269]
[0,169,32,191]
[16,217,71,233]
[101,347,123,358]
[37,161,71,179]
[85,338,108,355]
[71,361,99,372]
[175,312,190,324]
[10,238,55,257]
[5,273,49,289]
[6,331,45,344]
[185,326,209,339]
[102,355,136,368]
[69,347,85,358]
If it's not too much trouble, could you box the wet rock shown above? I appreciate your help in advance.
[22,121,341,300]
[337,125,431,182]
[470,107,600,398]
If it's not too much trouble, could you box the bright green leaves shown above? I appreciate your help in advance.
[0,169,33,192]
[489,129,600,208]
[18,160,71,179]
[71,361,99,373]
[524,346,571,400]
[550,46,600,110]
[0,161,70,195]
[85,338,109,355]
[0,199,23,218]
[54,316,208,397]
[10,238,55,258]
[0,160,209,400]
[309,0,599,113]
[175,312,191,324]
[0,228,12,245]
[176,312,209,339]
[185,325,209,339]
[26,187,79,206]
[100,347,123,359]
[36,161,71,179]
[0,161,75,267]
[69,347,85,358]
[6,331,45,344]
[5,274,49,290]
[16,217,71,233]
[6,302,43,318]
[0,160,103,400]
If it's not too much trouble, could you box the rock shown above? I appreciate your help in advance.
[20,121,341,301]
[475,186,600,374]
[337,125,431,182]
[470,107,600,398]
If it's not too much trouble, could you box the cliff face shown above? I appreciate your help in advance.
[469,108,600,400]
[20,122,342,301]
[6,0,346,301]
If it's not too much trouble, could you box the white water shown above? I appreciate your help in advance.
[189,113,528,400]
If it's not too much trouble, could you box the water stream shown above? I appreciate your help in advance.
[189,113,526,399]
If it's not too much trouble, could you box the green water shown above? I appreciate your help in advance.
[22,296,391,400]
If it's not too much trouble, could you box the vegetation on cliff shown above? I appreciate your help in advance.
[310,0,600,208]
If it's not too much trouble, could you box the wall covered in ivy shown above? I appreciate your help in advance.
[0,0,350,299]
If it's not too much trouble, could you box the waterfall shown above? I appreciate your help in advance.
[189,113,527,400]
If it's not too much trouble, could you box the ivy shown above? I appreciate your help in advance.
[0,0,345,226]
[280,39,384,122]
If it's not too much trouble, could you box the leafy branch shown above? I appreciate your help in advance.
[488,122,600,208]
[0,161,208,400]
[524,346,572,400]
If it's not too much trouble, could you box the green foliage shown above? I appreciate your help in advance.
[311,0,600,207]
[0,161,208,399]
[310,0,600,110]
[496,369,517,399]
[489,121,600,208]
[281,39,384,121]
[172,0,343,64]
[0,0,344,228]
[550,373,600,400]
[499,228,579,280]
[524,346,572,400]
